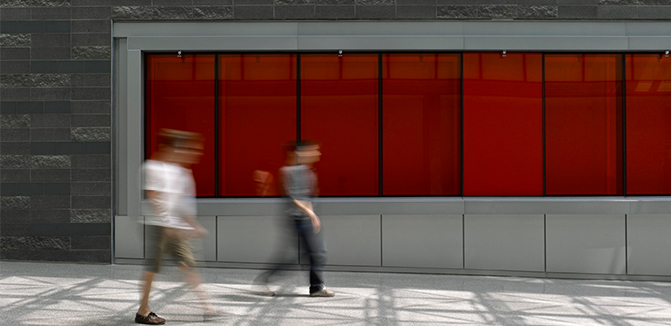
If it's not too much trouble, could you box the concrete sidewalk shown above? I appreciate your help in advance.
[1,262,671,325]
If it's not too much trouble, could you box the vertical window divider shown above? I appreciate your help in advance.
[379,53,383,197]
[297,53,302,142]
[542,53,546,197]
[460,52,465,196]
[143,53,149,164]
[214,54,220,197]
[622,54,627,196]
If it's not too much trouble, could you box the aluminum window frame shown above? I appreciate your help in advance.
[114,21,671,219]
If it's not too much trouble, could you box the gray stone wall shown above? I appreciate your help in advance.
[107,1,671,21]
[1,0,670,263]
[1,1,112,262]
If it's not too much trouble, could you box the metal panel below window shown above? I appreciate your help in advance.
[382,214,463,269]
[546,214,626,274]
[464,214,545,272]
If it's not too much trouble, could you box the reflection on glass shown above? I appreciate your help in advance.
[382,53,461,196]
[463,53,544,196]
[626,54,671,195]
[218,54,297,196]
[146,54,216,196]
[545,54,623,195]
[301,54,379,196]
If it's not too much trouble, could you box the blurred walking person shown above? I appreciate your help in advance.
[254,141,335,297]
[135,129,216,325]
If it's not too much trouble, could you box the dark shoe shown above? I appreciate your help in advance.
[252,275,275,296]
[310,288,335,297]
[203,309,220,322]
[135,312,166,325]
[252,283,275,296]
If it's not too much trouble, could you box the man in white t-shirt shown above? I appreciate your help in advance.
[135,129,215,325]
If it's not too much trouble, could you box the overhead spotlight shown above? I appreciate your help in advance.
[665,50,669,58]
[338,50,343,58]
[502,50,507,58]
[177,50,182,58]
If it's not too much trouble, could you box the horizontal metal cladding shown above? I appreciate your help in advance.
[115,21,671,51]
[138,198,671,216]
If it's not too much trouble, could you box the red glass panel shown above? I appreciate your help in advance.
[218,54,297,196]
[382,54,461,195]
[462,53,544,196]
[146,54,216,197]
[545,54,623,195]
[626,54,671,195]
[301,54,379,196]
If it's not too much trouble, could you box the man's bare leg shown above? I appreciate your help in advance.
[138,271,157,316]
[179,264,217,314]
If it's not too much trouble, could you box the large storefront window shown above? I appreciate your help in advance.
[146,54,216,197]
[463,53,544,196]
[382,53,461,196]
[626,54,671,195]
[300,54,380,196]
[218,54,297,196]
[145,52,671,198]
[545,54,624,195]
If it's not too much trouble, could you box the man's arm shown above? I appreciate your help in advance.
[182,215,208,237]
[281,167,321,233]
[294,199,321,233]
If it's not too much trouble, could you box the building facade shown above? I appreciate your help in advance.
[2,1,671,279]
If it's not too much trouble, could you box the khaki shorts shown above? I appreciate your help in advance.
[145,225,196,273]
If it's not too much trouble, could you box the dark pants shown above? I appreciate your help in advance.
[258,217,328,293]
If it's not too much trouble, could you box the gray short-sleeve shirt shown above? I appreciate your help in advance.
[280,165,317,218]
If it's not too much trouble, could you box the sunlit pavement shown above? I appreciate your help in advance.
[2,262,671,325]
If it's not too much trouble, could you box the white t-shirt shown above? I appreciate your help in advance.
[143,160,196,230]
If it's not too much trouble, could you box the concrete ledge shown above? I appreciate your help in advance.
[139,197,671,216]
[116,21,671,51]
[113,258,671,281]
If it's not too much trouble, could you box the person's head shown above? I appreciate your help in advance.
[282,140,321,165]
[295,140,321,165]
[157,129,204,166]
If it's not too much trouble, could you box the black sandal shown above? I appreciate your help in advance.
[135,312,166,325]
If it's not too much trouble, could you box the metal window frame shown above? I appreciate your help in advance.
[114,21,671,219]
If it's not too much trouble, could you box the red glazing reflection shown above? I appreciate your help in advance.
[463,53,544,196]
[219,54,297,196]
[626,54,671,195]
[146,54,216,197]
[382,54,461,195]
[301,54,379,196]
[545,54,623,195]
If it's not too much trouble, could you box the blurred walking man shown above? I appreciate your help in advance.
[254,141,335,297]
[135,129,216,325]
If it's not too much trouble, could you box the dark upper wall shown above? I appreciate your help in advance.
[0,0,669,263]
[1,1,113,263]
[111,1,671,21]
